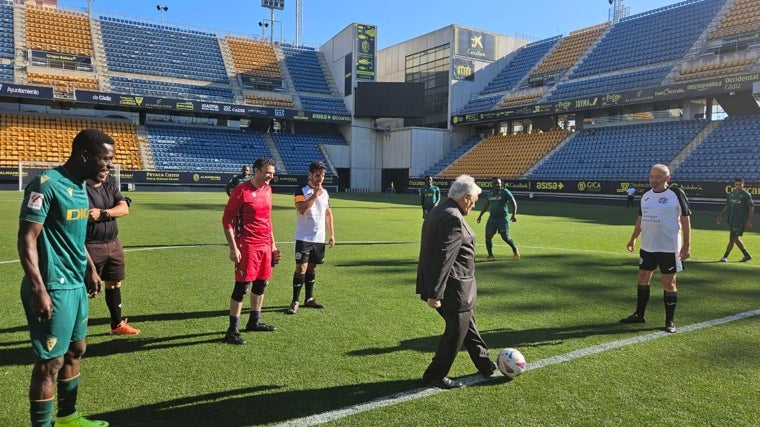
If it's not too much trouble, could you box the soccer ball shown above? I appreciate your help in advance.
[497,348,526,379]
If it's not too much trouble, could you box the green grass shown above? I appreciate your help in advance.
[1,191,758,426]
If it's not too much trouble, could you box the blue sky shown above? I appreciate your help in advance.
[62,0,686,49]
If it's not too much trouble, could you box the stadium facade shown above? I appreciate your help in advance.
[0,0,759,199]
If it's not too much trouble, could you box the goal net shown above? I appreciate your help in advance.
[19,161,121,192]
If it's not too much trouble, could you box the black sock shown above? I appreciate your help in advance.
[292,273,305,303]
[636,285,650,317]
[228,316,240,332]
[664,291,677,323]
[105,288,123,329]
[305,271,316,301]
[723,252,730,258]
[741,248,750,257]
[248,310,261,326]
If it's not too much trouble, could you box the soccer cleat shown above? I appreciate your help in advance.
[740,255,752,262]
[719,257,727,263]
[664,321,677,333]
[513,250,521,261]
[109,318,141,335]
[55,411,109,427]
[286,301,299,314]
[224,329,246,345]
[620,313,646,324]
[485,255,495,262]
[303,299,324,309]
[245,322,276,332]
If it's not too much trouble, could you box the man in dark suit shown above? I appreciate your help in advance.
[416,174,496,389]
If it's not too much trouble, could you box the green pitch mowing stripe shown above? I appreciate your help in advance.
[275,308,760,427]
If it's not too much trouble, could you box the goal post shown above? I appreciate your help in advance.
[18,161,121,192]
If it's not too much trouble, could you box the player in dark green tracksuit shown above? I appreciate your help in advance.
[716,178,754,262]
[419,176,441,219]
[477,177,520,261]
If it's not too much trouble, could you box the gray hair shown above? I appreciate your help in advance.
[651,163,670,176]
[448,175,482,200]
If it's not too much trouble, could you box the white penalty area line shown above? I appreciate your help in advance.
[274,308,760,427]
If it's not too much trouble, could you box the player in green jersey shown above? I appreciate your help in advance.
[19,128,115,427]
[419,176,441,219]
[225,164,251,196]
[477,177,520,261]
[716,178,754,262]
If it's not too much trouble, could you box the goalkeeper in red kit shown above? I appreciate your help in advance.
[221,157,281,345]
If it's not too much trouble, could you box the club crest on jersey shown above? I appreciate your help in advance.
[46,337,57,352]
[28,192,44,210]
[658,197,668,204]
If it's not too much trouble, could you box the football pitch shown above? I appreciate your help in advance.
[1,190,758,426]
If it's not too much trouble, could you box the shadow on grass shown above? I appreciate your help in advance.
[91,379,423,427]
[345,321,656,357]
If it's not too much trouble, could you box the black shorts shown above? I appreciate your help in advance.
[294,240,326,265]
[86,239,126,282]
[639,249,682,274]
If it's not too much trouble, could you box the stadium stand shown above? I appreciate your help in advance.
[528,24,608,80]
[438,130,568,179]
[0,63,13,82]
[458,36,562,113]
[27,72,99,96]
[281,45,333,94]
[675,57,757,82]
[570,0,725,79]
[245,94,294,108]
[99,17,228,83]
[25,5,93,57]
[272,132,347,175]
[0,113,141,169]
[526,120,707,180]
[423,136,482,177]
[709,0,760,40]
[109,76,235,102]
[0,0,13,60]
[299,95,350,115]
[674,113,760,181]
[0,0,758,194]
[226,36,282,80]
[545,66,671,102]
[145,124,273,173]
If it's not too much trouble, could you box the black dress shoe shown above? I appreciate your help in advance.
[480,361,497,378]
[423,377,464,389]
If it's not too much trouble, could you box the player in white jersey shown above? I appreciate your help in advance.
[287,161,335,314]
[623,164,691,333]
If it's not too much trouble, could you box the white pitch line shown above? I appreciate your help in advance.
[273,308,760,427]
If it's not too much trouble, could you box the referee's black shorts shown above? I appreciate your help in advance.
[86,239,126,281]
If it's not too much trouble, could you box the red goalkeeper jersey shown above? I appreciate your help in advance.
[222,180,273,250]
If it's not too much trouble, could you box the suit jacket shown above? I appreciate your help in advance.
[416,198,477,312]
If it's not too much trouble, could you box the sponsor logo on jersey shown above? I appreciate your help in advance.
[28,192,44,210]
[66,208,89,220]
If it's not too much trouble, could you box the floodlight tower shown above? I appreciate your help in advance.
[295,0,303,48]
[261,0,284,44]
[608,0,629,24]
